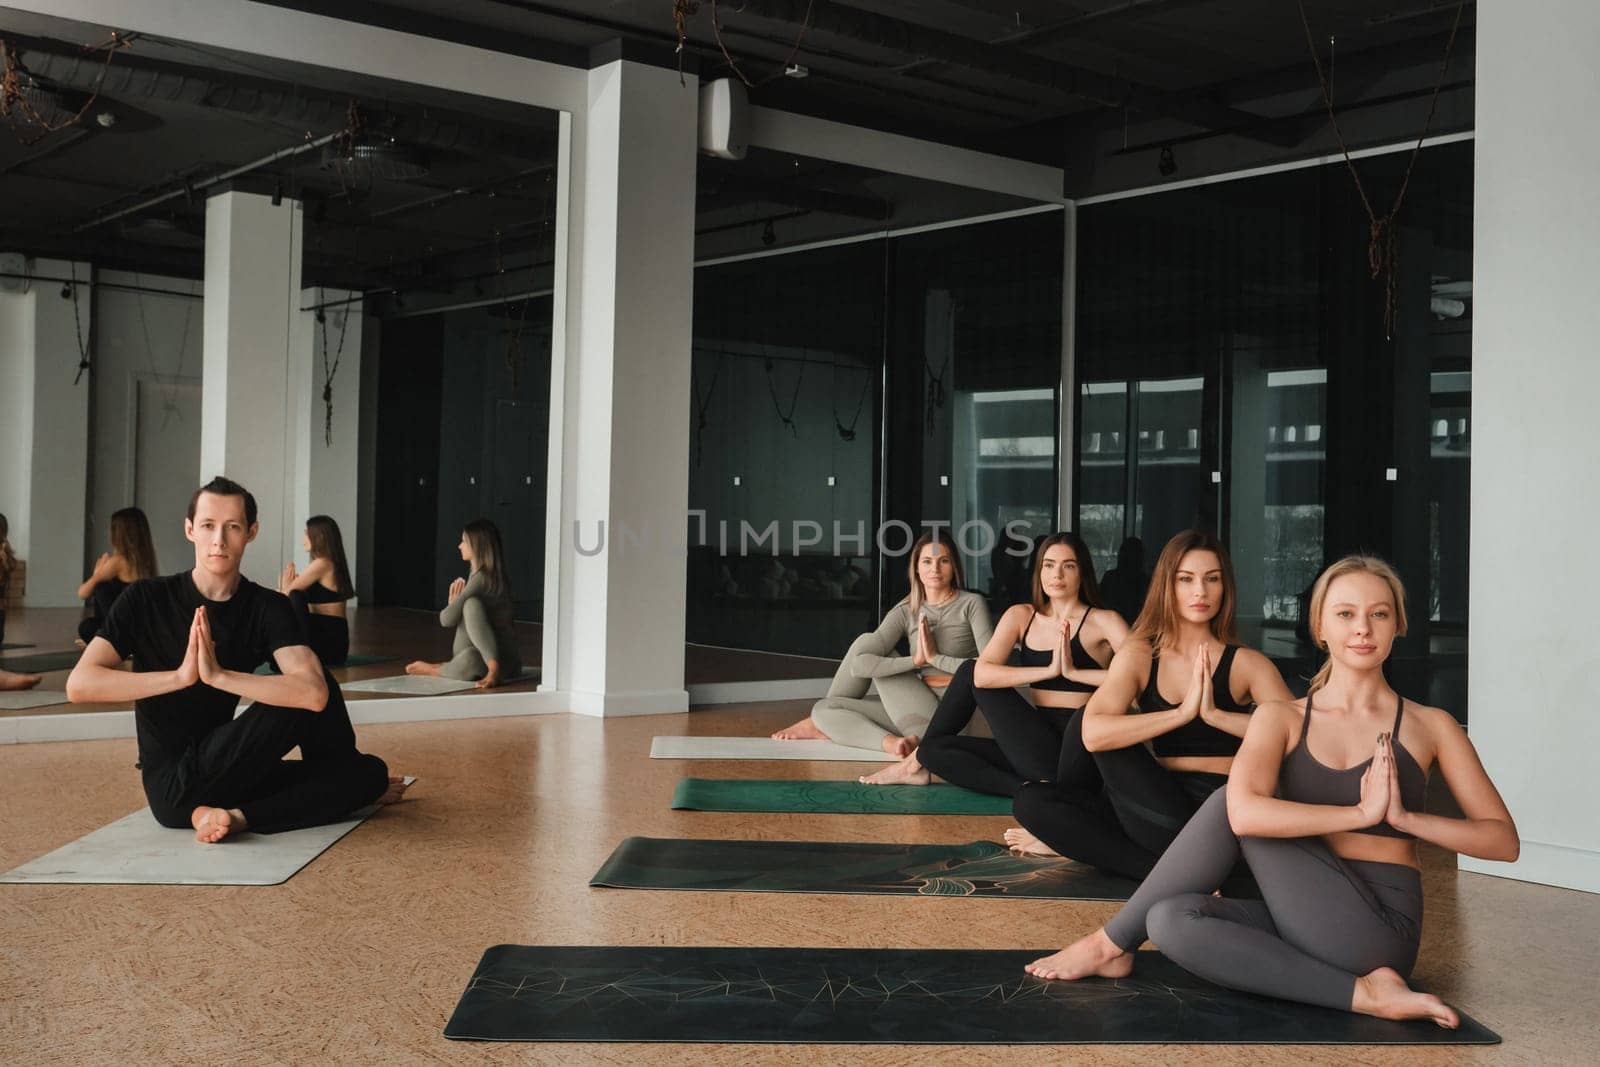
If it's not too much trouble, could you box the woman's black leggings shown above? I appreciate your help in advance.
[288,591,351,667]
[77,583,127,644]
[914,660,1097,797]
[1102,789,1423,1013]
[142,668,387,834]
[1012,742,1225,881]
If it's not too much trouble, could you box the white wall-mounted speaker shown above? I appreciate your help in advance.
[698,77,748,160]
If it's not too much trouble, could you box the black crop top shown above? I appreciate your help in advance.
[1016,606,1101,693]
[294,581,346,605]
[1278,692,1428,840]
[1137,645,1253,758]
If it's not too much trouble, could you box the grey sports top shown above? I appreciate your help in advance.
[1278,692,1428,839]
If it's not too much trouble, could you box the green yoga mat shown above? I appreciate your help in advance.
[444,945,1500,1044]
[670,778,1012,815]
[590,838,1136,900]
[0,650,79,674]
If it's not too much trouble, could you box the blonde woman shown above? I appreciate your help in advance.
[1025,556,1518,1029]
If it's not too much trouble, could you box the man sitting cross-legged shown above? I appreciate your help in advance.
[67,476,407,843]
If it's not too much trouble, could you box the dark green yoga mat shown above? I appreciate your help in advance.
[444,945,1500,1045]
[670,778,1012,815]
[590,837,1136,900]
[0,650,79,673]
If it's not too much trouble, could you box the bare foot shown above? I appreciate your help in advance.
[1352,967,1459,1028]
[74,638,87,650]
[1024,928,1134,981]
[190,806,246,844]
[881,733,918,759]
[378,776,412,804]
[475,660,501,690]
[404,660,441,677]
[0,670,43,691]
[859,753,930,786]
[771,717,828,741]
[1004,827,1059,857]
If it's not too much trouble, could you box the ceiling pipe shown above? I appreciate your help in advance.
[73,131,342,232]
[10,35,554,163]
[725,0,1298,146]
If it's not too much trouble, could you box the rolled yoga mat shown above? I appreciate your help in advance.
[590,837,1136,900]
[670,777,1012,816]
[443,945,1500,1045]
[650,735,896,762]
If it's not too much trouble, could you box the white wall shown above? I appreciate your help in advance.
[1463,0,1600,894]
[90,271,205,577]
[0,260,89,606]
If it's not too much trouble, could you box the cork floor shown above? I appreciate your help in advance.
[3,701,1595,1064]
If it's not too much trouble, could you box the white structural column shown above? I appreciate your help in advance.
[550,59,698,716]
[285,289,363,591]
[1466,0,1600,893]
[201,191,302,587]
[0,259,91,607]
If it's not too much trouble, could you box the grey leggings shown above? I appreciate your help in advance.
[1104,789,1423,1012]
[439,596,518,681]
[811,632,943,751]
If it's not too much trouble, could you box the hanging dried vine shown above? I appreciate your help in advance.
[0,33,131,146]
[318,305,351,446]
[1296,0,1466,338]
[672,1,816,88]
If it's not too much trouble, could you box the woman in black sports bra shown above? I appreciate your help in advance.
[861,531,1128,793]
[75,507,158,647]
[278,515,355,666]
[1005,530,1292,879]
[1025,555,1519,1029]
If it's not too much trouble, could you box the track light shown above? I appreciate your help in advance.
[761,219,777,247]
[1158,144,1177,178]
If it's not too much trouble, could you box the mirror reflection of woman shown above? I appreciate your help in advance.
[1025,556,1519,1030]
[76,506,158,648]
[278,515,355,667]
[405,519,521,689]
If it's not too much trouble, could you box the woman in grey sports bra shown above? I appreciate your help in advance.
[1024,556,1520,1029]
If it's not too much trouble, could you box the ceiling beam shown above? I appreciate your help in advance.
[725,1,1298,146]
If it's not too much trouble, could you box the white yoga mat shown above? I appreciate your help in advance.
[341,669,536,696]
[0,690,69,710]
[649,735,896,762]
[1,777,415,886]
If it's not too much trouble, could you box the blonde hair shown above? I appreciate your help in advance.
[1305,555,1410,695]
[905,530,964,615]
[1128,529,1238,653]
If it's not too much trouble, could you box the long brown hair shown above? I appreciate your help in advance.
[109,507,158,579]
[0,512,14,585]
[905,530,965,615]
[1030,531,1102,614]
[305,514,354,598]
[1305,555,1409,696]
[1129,529,1239,651]
[464,518,510,599]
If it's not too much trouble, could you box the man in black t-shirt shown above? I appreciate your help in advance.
[68,477,406,842]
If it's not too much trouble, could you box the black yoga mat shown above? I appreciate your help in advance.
[0,650,79,674]
[670,778,1012,815]
[590,837,1136,900]
[1,642,36,651]
[444,945,1499,1045]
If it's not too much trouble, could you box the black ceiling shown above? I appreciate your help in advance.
[0,1,1474,297]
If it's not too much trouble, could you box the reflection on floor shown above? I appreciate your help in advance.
[0,605,839,719]
[1,702,1592,1063]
